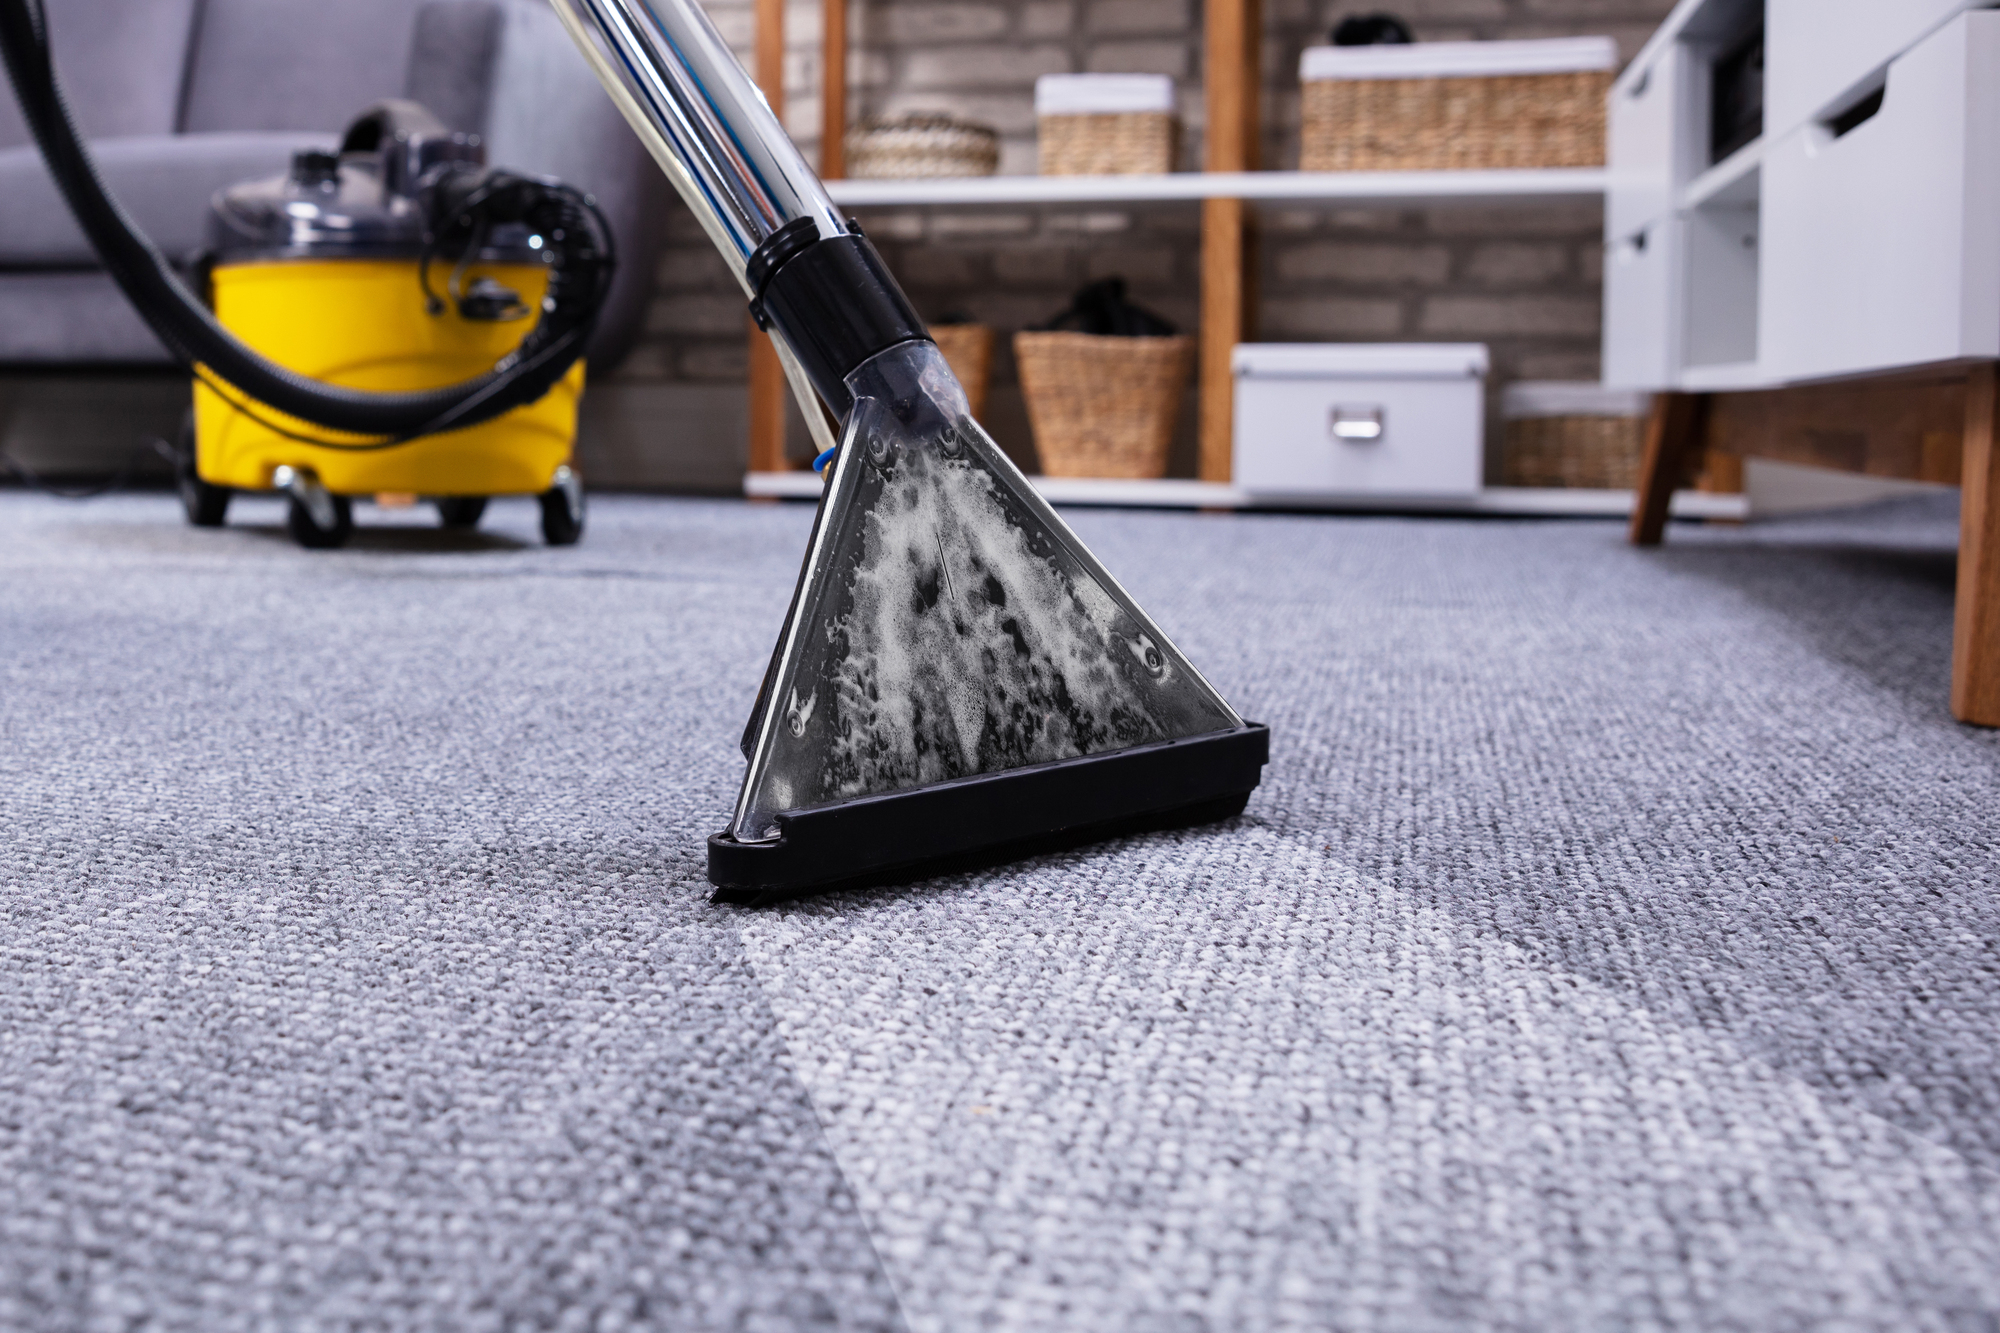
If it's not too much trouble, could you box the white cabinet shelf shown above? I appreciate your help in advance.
[825,168,1608,209]
[1680,137,1763,210]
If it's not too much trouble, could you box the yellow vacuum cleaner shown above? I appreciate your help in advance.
[186,103,593,548]
[0,6,615,550]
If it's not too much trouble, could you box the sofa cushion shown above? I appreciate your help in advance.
[0,0,200,149]
[179,0,431,134]
[482,0,668,369]
[0,133,337,268]
[0,271,171,363]
[405,2,505,135]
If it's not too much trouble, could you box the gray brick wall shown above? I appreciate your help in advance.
[609,0,1676,479]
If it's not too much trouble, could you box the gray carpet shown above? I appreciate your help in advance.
[2,488,1996,1331]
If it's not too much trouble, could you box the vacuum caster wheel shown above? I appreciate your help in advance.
[175,412,230,528]
[288,493,353,548]
[277,467,353,549]
[539,465,585,546]
[435,496,488,529]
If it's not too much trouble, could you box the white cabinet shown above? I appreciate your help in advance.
[1602,0,2000,393]
[1760,12,2000,381]
[1233,344,1486,499]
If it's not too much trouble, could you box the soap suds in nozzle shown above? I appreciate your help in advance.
[732,341,1239,842]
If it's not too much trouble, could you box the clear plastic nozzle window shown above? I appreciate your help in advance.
[729,341,1244,844]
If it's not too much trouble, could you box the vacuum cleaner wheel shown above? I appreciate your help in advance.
[287,492,354,549]
[435,496,488,530]
[175,414,230,529]
[539,466,585,546]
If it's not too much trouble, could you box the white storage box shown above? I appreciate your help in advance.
[1232,344,1488,497]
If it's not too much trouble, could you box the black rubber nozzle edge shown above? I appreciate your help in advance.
[706,723,1270,905]
[745,216,931,418]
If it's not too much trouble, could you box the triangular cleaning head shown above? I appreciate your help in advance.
[710,341,1268,902]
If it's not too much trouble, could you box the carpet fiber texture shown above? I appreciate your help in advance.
[1,489,1995,1331]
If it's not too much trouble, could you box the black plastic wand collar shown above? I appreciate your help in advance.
[745,217,931,418]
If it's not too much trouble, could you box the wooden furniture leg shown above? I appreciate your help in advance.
[1629,391,1707,546]
[1952,364,2000,726]
[1697,450,1744,494]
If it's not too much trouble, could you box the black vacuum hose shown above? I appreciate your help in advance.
[0,0,614,441]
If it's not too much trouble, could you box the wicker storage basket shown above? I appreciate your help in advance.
[930,323,994,419]
[1035,74,1175,175]
[845,112,999,179]
[1038,112,1174,175]
[1301,38,1616,172]
[1499,382,1649,489]
[1014,331,1194,477]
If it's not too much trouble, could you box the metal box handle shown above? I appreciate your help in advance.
[1330,405,1385,442]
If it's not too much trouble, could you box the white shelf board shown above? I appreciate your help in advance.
[1228,488,1747,517]
[1479,488,1746,519]
[744,471,826,500]
[744,471,1748,519]
[825,168,1608,209]
[1681,137,1764,211]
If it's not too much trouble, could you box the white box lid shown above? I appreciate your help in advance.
[1233,342,1489,379]
[1300,37,1617,82]
[1502,381,1650,419]
[1035,73,1176,116]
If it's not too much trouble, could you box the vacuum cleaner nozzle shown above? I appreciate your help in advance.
[550,0,1267,901]
[709,340,1269,904]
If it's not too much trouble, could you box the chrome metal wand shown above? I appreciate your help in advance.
[547,0,930,450]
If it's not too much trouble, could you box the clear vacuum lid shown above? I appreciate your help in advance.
[206,100,540,263]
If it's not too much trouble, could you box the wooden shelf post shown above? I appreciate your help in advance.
[821,0,848,180]
[746,0,789,474]
[1200,0,1258,484]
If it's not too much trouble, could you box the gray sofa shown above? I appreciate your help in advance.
[0,0,665,370]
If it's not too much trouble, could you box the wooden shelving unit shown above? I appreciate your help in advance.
[745,0,1622,510]
[747,0,1269,481]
